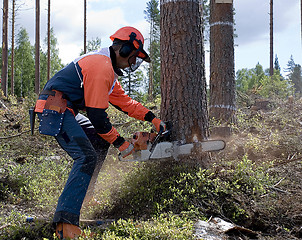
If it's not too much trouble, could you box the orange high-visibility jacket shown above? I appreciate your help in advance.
[35,47,155,147]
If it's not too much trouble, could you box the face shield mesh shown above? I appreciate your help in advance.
[126,54,143,72]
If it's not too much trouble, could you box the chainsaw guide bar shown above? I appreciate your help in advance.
[119,131,226,162]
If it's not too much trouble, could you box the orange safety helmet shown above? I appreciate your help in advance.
[110,26,150,63]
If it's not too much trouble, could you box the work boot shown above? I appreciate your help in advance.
[55,222,82,239]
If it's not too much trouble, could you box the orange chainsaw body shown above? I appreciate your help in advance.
[131,132,157,151]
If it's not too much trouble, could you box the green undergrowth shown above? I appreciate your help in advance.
[0,155,70,209]
[97,214,194,240]
[0,213,194,240]
[1,94,301,239]
[95,155,274,224]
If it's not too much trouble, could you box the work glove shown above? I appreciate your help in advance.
[152,118,166,133]
[118,141,134,158]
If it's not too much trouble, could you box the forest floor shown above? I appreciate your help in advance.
[0,94,302,239]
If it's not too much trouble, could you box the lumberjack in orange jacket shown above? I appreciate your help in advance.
[35,26,165,239]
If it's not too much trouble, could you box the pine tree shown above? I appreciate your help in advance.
[290,64,302,95]
[286,57,302,96]
[11,0,16,95]
[14,28,35,97]
[79,37,102,55]
[274,55,281,72]
[119,69,145,101]
[160,0,208,143]
[1,0,9,97]
[285,55,296,73]
[144,0,160,100]
[209,0,236,124]
[40,28,64,87]
[35,0,40,94]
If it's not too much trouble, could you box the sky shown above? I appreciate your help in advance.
[0,0,301,78]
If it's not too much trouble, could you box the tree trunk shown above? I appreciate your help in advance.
[209,0,235,124]
[270,0,274,76]
[35,0,40,94]
[1,0,8,97]
[160,0,208,143]
[11,0,15,96]
[47,0,51,80]
[84,0,87,54]
[148,20,154,101]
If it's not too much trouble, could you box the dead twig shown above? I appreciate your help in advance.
[0,129,31,140]
[0,99,8,110]
[272,178,284,188]
[273,156,302,167]
[269,186,289,194]
[0,223,11,230]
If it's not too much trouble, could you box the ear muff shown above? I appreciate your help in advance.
[119,32,137,58]
[119,42,134,58]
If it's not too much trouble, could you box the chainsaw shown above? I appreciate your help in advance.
[118,127,226,162]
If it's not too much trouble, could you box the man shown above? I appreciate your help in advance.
[34,26,165,239]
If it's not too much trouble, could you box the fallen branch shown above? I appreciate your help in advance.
[0,99,8,110]
[272,178,284,188]
[0,223,10,230]
[0,129,31,140]
[274,156,302,167]
[269,186,289,194]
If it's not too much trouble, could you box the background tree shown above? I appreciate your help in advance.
[144,0,160,101]
[285,55,296,73]
[209,0,236,124]
[1,0,9,97]
[14,28,35,97]
[84,0,87,54]
[236,62,292,98]
[160,0,208,143]
[35,0,40,94]
[288,64,302,95]
[120,69,145,101]
[236,63,266,93]
[274,55,281,72]
[40,28,64,87]
[10,0,16,95]
[47,0,51,80]
[270,0,274,76]
[285,56,302,96]
[79,37,102,55]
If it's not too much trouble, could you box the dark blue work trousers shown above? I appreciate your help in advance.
[42,110,109,226]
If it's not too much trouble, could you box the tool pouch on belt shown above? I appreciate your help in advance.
[39,90,67,137]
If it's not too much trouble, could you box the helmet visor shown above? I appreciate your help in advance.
[134,39,150,63]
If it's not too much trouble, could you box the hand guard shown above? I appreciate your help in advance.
[152,118,166,133]
[118,141,134,158]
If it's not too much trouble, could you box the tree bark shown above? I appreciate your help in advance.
[160,0,208,143]
[11,0,16,96]
[84,0,87,54]
[35,0,40,94]
[148,20,154,101]
[1,0,8,97]
[47,0,51,80]
[209,0,235,124]
[270,0,274,76]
